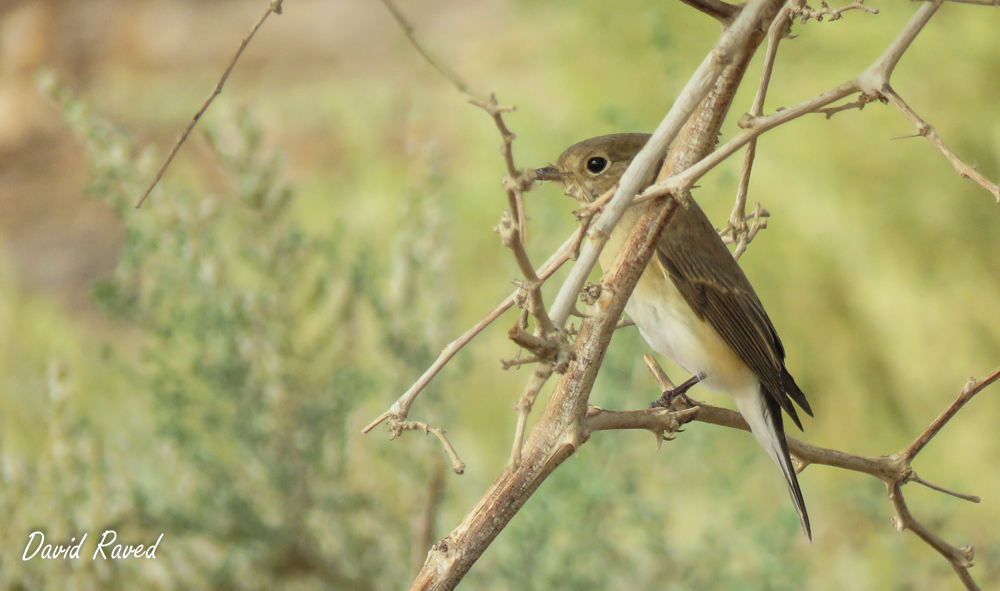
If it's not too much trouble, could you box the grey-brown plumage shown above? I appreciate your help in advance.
[537,133,814,538]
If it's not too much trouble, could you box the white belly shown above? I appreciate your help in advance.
[600,215,757,396]
[625,270,757,395]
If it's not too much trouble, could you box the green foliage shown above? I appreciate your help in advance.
[0,82,459,590]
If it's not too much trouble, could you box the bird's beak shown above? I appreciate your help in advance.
[534,165,568,182]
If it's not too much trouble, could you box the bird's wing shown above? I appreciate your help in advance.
[655,201,812,428]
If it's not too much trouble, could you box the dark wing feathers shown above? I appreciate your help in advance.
[656,201,813,428]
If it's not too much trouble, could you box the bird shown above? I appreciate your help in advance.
[535,133,814,539]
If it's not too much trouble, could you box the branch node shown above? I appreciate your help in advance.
[579,282,602,306]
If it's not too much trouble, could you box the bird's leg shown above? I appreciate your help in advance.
[649,372,706,410]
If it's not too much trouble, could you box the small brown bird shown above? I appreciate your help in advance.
[536,133,814,538]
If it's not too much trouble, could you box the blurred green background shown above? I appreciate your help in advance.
[0,0,998,589]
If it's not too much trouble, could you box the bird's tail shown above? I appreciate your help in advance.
[732,386,812,540]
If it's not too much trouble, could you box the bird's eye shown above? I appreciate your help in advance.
[586,157,609,175]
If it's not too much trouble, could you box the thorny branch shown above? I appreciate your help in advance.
[135,0,284,208]
[600,358,1000,591]
[379,0,485,101]
[719,3,792,259]
[792,0,878,23]
[497,210,555,335]
[361,0,999,588]
[882,87,1000,203]
[382,0,534,238]
[472,96,533,244]
[638,0,1000,206]
[361,230,578,433]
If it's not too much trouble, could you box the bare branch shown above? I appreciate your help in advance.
[379,0,484,101]
[644,352,677,391]
[882,87,1000,203]
[909,473,981,503]
[135,0,284,208]
[509,365,554,467]
[637,80,859,203]
[727,4,792,258]
[497,211,555,335]
[813,92,884,118]
[888,483,979,590]
[585,405,700,439]
[792,0,879,23]
[392,420,466,475]
[500,355,542,370]
[903,367,1000,460]
[471,95,534,241]
[857,0,942,88]
[362,231,578,434]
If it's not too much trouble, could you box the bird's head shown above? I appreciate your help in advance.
[534,133,652,203]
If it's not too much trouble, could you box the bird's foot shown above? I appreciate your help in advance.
[649,372,706,410]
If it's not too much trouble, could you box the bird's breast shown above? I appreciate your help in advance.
[602,216,756,394]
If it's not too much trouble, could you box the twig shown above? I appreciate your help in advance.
[507,325,569,365]
[135,0,284,208]
[813,93,884,118]
[902,368,1000,461]
[881,87,1000,203]
[497,211,555,335]
[392,420,466,475]
[379,0,484,101]
[944,0,999,4]
[585,405,701,442]
[909,474,981,503]
[644,352,676,391]
[472,95,533,244]
[888,483,978,591]
[362,230,578,434]
[382,2,533,240]
[380,1,534,239]
[731,202,769,258]
[727,4,792,259]
[576,185,619,218]
[792,0,879,23]
[509,364,554,467]
[678,0,743,23]
[639,0,954,204]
